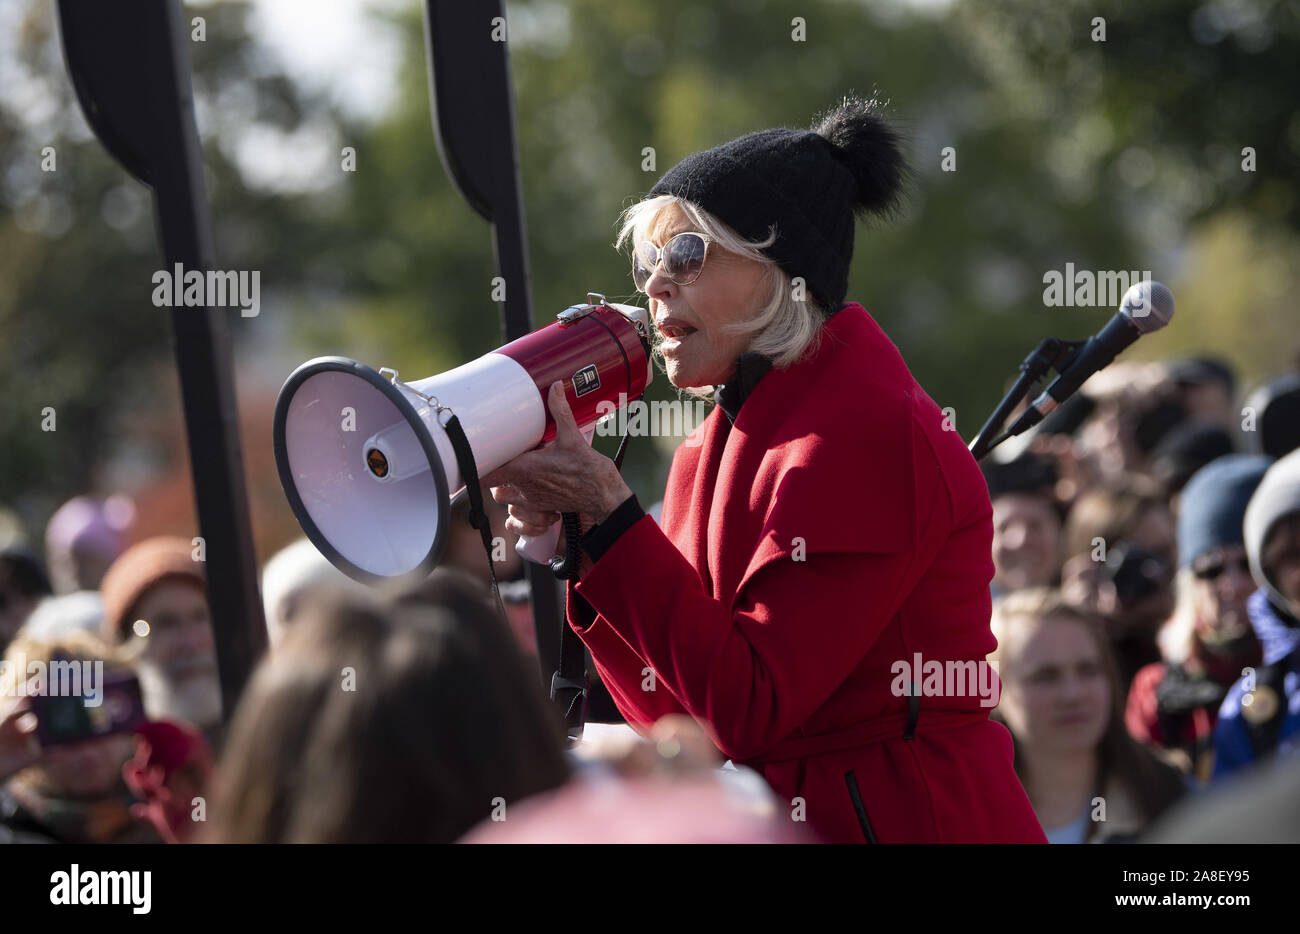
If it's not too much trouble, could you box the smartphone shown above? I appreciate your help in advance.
[30,670,147,747]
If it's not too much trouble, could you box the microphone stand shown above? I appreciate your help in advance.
[968,337,1083,463]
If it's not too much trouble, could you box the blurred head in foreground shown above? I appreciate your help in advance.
[260,536,370,649]
[206,569,570,843]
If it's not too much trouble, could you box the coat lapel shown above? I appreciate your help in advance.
[661,405,731,598]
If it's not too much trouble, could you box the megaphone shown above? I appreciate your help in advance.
[273,293,653,585]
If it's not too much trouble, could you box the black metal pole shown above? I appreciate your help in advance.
[968,337,1080,462]
[423,0,565,684]
[56,0,268,721]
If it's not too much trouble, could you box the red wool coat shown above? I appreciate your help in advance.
[568,303,1046,843]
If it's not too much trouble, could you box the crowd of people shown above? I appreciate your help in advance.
[0,495,802,843]
[983,355,1300,841]
[1,352,1298,844]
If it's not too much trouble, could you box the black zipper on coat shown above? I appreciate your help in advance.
[844,770,879,844]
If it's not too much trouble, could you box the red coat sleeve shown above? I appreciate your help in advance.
[569,515,924,762]
[567,585,691,731]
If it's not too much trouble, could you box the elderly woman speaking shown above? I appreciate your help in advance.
[485,97,1046,844]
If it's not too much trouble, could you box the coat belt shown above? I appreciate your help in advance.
[738,708,991,768]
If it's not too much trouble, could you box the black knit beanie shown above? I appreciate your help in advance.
[646,95,908,315]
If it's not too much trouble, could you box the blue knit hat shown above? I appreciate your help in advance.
[1177,454,1273,568]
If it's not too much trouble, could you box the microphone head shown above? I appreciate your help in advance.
[1120,281,1175,333]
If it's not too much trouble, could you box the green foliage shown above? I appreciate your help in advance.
[3,0,1298,528]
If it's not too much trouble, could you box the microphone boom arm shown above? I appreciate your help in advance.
[968,337,1084,462]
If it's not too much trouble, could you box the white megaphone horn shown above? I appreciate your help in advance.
[273,293,653,585]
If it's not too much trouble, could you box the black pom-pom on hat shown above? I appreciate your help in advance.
[648,94,910,315]
[812,94,909,220]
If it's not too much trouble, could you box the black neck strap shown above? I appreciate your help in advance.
[441,412,509,624]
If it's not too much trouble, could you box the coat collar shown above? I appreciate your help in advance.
[664,303,920,605]
[713,303,846,424]
[714,351,774,424]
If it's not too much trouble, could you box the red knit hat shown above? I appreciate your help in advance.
[99,536,206,643]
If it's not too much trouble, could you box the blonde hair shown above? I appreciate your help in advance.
[987,587,1189,832]
[615,194,826,398]
[988,587,1107,673]
[1155,568,1200,665]
[4,627,132,672]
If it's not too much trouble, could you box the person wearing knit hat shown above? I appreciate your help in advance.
[1124,455,1271,780]
[1166,356,1239,437]
[260,536,370,649]
[99,537,223,744]
[1213,448,1300,777]
[1149,420,1235,501]
[19,590,104,643]
[1243,371,1300,460]
[0,547,52,653]
[484,96,1045,843]
[44,495,135,595]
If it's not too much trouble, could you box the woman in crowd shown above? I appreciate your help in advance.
[990,588,1186,843]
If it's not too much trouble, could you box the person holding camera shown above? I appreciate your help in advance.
[484,96,1045,843]
[0,628,159,844]
[1060,479,1178,701]
[1124,455,1270,780]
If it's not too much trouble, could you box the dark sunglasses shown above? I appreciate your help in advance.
[1192,555,1252,581]
[632,232,714,291]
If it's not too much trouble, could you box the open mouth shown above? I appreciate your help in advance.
[657,318,699,346]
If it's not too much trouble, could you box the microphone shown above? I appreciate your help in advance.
[1006,281,1175,438]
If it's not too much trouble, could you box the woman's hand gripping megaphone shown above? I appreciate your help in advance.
[483,381,633,565]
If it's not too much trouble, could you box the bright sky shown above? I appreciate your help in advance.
[239,0,408,120]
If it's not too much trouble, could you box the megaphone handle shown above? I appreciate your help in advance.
[516,522,562,564]
[513,422,598,564]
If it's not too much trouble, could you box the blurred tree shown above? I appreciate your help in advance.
[959,0,1300,388]
[961,0,1300,233]
[0,1,349,535]
[3,0,1297,555]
